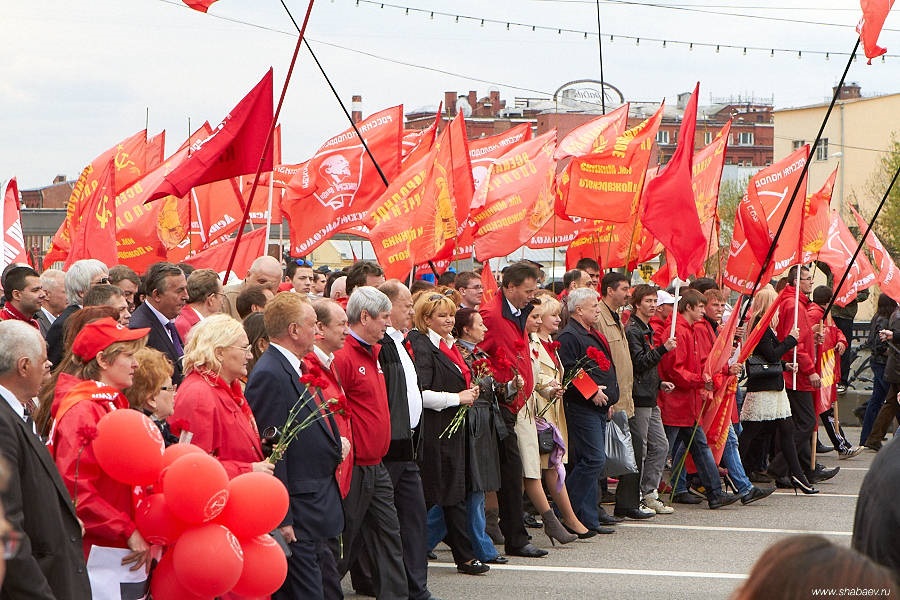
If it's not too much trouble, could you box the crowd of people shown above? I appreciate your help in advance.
[0,253,896,599]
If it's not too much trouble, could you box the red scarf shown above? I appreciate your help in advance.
[440,340,472,387]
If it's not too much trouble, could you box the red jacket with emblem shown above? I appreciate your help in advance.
[171,370,264,479]
[333,334,391,466]
[51,380,136,556]
[657,317,706,427]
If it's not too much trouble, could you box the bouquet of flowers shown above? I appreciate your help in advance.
[440,358,494,438]
[537,345,611,417]
[266,365,344,464]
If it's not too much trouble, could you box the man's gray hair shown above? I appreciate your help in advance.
[346,286,391,325]
[567,287,600,313]
[65,259,108,305]
[40,268,65,291]
[0,321,43,376]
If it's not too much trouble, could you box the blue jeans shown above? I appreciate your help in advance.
[665,424,723,498]
[861,362,888,445]
[721,425,753,497]
[426,491,499,562]
[564,402,607,530]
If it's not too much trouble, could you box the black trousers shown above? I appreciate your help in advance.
[336,463,408,600]
[740,418,804,479]
[833,316,854,386]
[498,407,530,551]
[350,460,430,600]
[820,407,851,451]
[275,537,342,600]
[614,416,642,512]
[768,390,816,477]
[432,501,477,566]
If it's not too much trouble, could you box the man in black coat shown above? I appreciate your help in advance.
[46,259,109,367]
[0,320,91,599]
[128,262,188,384]
[245,293,345,600]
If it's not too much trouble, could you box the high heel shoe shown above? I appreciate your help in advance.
[541,510,577,545]
[723,472,738,494]
[561,521,598,539]
[790,474,819,495]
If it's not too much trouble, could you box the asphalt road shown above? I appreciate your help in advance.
[343,425,878,600]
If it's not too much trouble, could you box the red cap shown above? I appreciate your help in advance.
[72,317,150,362]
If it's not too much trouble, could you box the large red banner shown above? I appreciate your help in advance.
[852,206,900,302]
[553,103,630,160]
[1,179,30,273]
[818,211,876,306]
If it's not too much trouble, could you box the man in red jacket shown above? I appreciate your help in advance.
[478,261,548,558]
[768,266,839,484]
[332,286,408,599]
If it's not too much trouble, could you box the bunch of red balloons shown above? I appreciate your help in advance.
[92,410,289,599]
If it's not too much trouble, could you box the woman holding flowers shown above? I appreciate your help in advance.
[530,297,595,539]
[408,293,489,575]
[171,314,273,479]
[50,317,151,593]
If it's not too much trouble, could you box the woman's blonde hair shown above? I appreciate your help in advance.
[182,313,245,375]
[80,338,147,384]
[413,293,457,333]
[123,347,174,411]
[749,286,779,332]
[533,296,561,317]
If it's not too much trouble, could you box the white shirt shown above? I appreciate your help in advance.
[421,329,462,411]
[506,297,521,317]
[145,300,175,342]
[0,384,37,435]
[313,344,334,370]
[386,327,423,428]
[270,342,302,377]
[41,307,57,325]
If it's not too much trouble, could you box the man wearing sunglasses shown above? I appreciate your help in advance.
[286,258,316,298]
[0,321,91,598]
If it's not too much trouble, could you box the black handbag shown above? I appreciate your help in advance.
[537,427,555,454]
[745,355,782,378]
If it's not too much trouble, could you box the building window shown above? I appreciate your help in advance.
[704,131,713,145]
[816,138,829,161]
[792,139,805,150]
[738,132,754,146]
[656,130,670,145]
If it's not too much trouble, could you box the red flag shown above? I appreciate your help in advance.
[1,179,29,271]
[147,70,274,202]
[553,103,630,159]
[801,168,838,263]
[527,214,584,249]
[64,165,118,269]
[183,227,267,274]
[45,129,151,264]
[564,214,645,271]
[184,0,218,11]
[471,131,558,261]
[818,211,876,306]
[480,262,499,306]
[852,206,900,302]
[561,106,663,223]
[857,0,895,63]
[402,106,441,166]
[283,106,403,256]
[642,83,706,278]
[692,121,731,266]
[365,114,474,280]
[469,123,533,204]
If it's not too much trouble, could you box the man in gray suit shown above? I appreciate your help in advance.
[0,320,91,599]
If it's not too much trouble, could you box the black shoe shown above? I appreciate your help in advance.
[505,543,548,558]
[614,508,655,520]
[774,476,793,489]
[457,559,490,575]
[790,474,819,495]
[749,471,774,484]
[561,523,599,539]
[816,441,834,454]
[808,466,840,484]
[592,526,616,534]
[484,555,508,564]
[598,512,623,525]
[707,492,740,509]
[741,486,776,505]
[672,492,703,505]
[427,551,437,560]
[523,513,542,529]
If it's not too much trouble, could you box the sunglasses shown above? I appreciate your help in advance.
[97,277,110,285]
[428,290,456,302]
[295,259,313,268]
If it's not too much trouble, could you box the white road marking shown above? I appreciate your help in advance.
[428,562,748,580]
[617,522,852,536]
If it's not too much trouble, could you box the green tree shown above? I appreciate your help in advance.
[864,135,900,258]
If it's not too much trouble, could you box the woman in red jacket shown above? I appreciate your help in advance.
[172,314,273,479]
[51,317,151,595]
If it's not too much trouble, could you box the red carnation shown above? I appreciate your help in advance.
[168,418,191,437]
[587,346,611,371]
[76,424,97,447]
[548,341,561,353]
[490,347,515,383]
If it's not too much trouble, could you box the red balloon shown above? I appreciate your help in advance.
[93,409,164,486]
[149,551,210,600]
[163,454,229,524]
[172,524,243,598]
[161,443,205,470]
[231,535,288,597]
[218,472,289,539]
[135,494,189,546]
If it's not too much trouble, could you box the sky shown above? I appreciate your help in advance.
[3,0,898,190]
